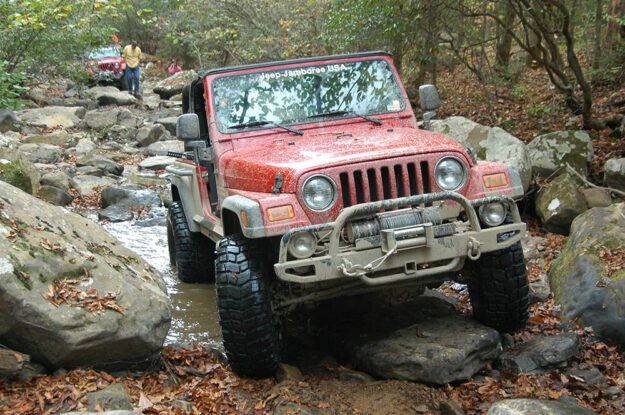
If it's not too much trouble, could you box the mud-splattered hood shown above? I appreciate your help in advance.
[221,125,469,193]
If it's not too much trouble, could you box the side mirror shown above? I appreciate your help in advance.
[176,113,200,141]
[419,84,441,112]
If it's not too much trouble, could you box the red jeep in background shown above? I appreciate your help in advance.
[166,51,529,377]
[84,45,128,89]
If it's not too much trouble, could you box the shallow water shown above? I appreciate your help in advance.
[104,213,222,348]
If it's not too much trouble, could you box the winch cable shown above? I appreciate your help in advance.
[337,245,398,278]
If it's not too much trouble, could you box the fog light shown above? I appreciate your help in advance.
[287,232,316,259]
[479,203,507,227]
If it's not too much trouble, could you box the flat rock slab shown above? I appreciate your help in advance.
[139,156,176,170]
[19,106,85,129]
[487,398,597,415]
[70,175,117,196]
[495,333,579,373]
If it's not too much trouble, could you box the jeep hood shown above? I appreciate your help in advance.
[222,126,469,193]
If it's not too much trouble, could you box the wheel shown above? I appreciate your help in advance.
[182,84,190,114]
[166,201,215,283]
[467,242,529,333]
[215,234,280,377]
[119,73,129,91]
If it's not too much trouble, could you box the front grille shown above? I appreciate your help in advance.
[339,161,430,207]
[100,63,116,71]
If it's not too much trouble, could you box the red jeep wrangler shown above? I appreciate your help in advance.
[84,45,128,89]
[166,51,529,377]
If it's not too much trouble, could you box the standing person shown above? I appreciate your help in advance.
[122,40,142,96]
[167,58,182,76]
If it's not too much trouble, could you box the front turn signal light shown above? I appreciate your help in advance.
[267,205,294,222]
[483,173,508,189]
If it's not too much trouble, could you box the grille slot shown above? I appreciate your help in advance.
[340,162,428,208]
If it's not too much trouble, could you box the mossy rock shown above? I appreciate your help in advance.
[535,172,587,235]
[0,152,40,195]
[527,130,593,179]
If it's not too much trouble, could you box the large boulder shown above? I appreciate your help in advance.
[41,171,71,191]
[85,86,137,106]
[549,203,625,349]
[155,116,177,136]
[37,185,74,206]
[488,399,596,415]
[19,106,86,129]
[84,108,121,130]
[99,185,161,222]
[153,70,197,99]
[76,154,124,177]
[0,151,41,195]
[329,295,502,385]
[604,158,625,192]
[0,181,171,369]
[18,143,63,164]
[75,138,97,156]
[70,175,117,196]
[527,131,593,179]
[23,130,75,147]
[535,173,587,235]
[431,116,531,191]
[146,140,183,156]
[494,333,579,373]
[135,124,170,147]
[0,110,21,133]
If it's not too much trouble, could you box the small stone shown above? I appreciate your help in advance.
[495,333,579,373]
[337,368,374,382]
[501,333,515,350]
[276,363,304,383]
[87,383,133,411]
[440,399,466,415]
[487,398,597,415]
[603,386,622,398]
[566,366,607,387]
[139,156,176,170]
[581,188,612,208]
[174,400,194,412]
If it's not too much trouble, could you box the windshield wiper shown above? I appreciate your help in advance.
[228,120,303,136]
[306,110,382,125]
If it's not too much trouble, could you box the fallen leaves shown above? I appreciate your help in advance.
[39,238,62,253]
[598,247,625,279]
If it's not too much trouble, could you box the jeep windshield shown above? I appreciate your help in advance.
[212,59,405,133]
[86,46,121,60]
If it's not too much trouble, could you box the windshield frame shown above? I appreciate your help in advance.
[86,46,121,60]
[209,56,407,135]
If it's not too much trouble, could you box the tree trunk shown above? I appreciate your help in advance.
[606,0,625,51]
[495,2,516,71]
[593,0,604,71]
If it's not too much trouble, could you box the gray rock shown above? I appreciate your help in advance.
[276,363,304,383]
[549,203,625,348]
[37,185,74,206]
[0,109,21,133]
[566,366,607,387]
[439,400,466,415]
[0,132,21,150]
[87,384,133,411]
[136,124,170,147]
[70,175,117,196]
[107,125,136,142]
[527,131,593,179]
[23,130,75,147]
[603,386,622,398]
[146,140,183,156]
[139,156,176,170]
[337,368,375,382]
[604,158,625,192]
[581,188,612,208]
[487,398,596,415]
[0,181,171,369]
[77,154,124,176]
[529,272,551,304]
[86,86,137,106]
[41,171,71,191]
[535,173,587,235]
[84,108,121,130]
[19,106,86,128]
[18,143,63,164]
[494,333,579,373]
[0,348,41,379]
[273,400,314,415]
[432,116,531,191]
[159,189,173,208]
[153,70,197,99]
[117,108,142,128]
[0,152,41,195]
[99,186,161,222]
[76,166,105,177]
[155,116,177,136]
[75,138,97,156]
[169,93,183,102]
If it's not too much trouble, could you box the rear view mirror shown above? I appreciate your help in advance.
[176,113,200,141]
[419,84,441,112]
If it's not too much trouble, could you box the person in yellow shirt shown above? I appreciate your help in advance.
[122,40,142,96]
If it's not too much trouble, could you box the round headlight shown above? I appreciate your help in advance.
[114,62,120,68]
[287,232,316,259]
[479,202,507,227]
[302,175,336,211]
[435,157,467,191]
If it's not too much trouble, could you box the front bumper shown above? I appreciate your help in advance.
[91,70,124,82]
[274,192,525,286]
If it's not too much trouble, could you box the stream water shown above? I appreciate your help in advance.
[104,211,223,348]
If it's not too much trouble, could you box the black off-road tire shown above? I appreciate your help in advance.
[467,242,529,333]
[215,234,279,377]
[166,201,215,283]
[182,84,190,114]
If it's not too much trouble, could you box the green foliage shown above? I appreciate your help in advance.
[0,61,27,109]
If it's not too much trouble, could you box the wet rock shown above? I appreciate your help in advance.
[494,333,579,373]
[0,181,171,369]
[487,398,596,414]
[139,156,176,170]
[146,140,183,156]
[41,171,71,191]
[0,152,41,195]
[23,130,75,147]
[37,185,74,206]
[276,363,304,383]
[431,116,531,191]
[155,116,177,136]
[99,185,161,222]
[19,106,86,129]
[581,188,612,208]
[549,203,625,348]
[0,109,21,133]
[535,173,587,235]
[75,138,97,156]
[153,70,197,99]
[70,175,117,196]
[87,384,133,411]
[136,124,170,147]
[84,108,121,130]
[85,86,137,106]
[77,154,124,177]
[604,158,625,192]
[333,296,502,385]
[18,143,63,164]
[527,131,593,179]
[106,125,137,142]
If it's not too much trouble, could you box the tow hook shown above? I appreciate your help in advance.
[467,237,482,260]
